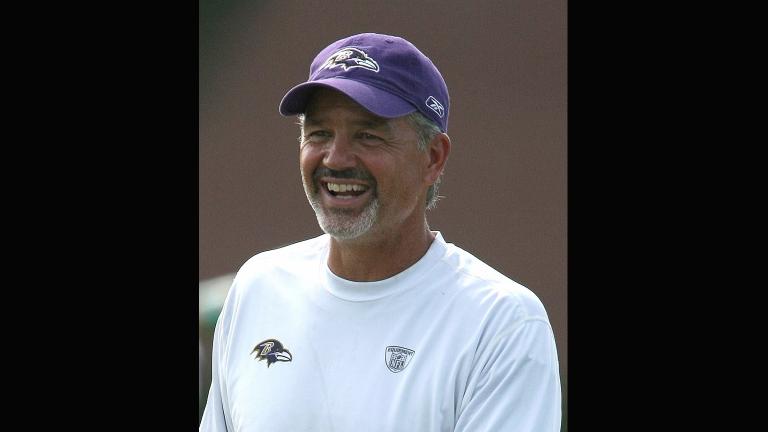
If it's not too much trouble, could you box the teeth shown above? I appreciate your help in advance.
[327,183,368,193]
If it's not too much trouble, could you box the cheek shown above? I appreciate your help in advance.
[299,147,320,175]
[375,161,421,200]
[396,162,430,203]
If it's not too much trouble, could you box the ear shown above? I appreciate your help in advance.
[423,133,451,186]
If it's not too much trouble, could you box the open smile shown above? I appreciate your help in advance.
[318,177,374,207]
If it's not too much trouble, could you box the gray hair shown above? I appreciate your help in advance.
[296,111,445,210]
[405,112,443,210]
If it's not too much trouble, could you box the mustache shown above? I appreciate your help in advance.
[313,167,375,183]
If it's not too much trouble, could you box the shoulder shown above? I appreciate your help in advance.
[237,234,327,275]
[437,240,551,323]
[227,234,328,296]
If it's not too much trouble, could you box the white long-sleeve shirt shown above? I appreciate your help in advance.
[200,232,561,431]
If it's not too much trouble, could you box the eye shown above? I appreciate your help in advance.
[304,130,332,142]
[358,132,383,143]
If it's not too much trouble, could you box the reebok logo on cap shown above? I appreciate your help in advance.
[425,96,445,118]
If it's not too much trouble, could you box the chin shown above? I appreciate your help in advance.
[315,198,380,240]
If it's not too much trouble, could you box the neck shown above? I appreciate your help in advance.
[327,218,435,282]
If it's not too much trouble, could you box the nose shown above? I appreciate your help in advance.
[323,134,357,170]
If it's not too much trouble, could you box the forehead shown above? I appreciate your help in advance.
[304,88,391,127]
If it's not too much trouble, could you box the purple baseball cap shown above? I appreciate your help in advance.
[279,33,450,132]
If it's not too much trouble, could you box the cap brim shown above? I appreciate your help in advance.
[279,78,416,119]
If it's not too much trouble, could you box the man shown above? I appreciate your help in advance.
[200,33,561,431]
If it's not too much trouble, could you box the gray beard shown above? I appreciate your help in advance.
[304,182,380,240]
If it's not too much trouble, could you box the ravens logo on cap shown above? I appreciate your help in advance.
[319,47,380,73]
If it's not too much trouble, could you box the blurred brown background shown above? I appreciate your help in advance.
[199,0,566,428]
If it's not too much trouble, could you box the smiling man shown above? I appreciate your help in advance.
[200,33,562,432]
[298,87,448,281]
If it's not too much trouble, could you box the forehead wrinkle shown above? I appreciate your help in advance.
[304,110,394,134]
[303,88,398,132]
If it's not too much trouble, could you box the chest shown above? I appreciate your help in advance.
[223,294,474,432]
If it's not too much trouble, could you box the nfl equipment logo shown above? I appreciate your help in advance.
[385,346,415,373]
